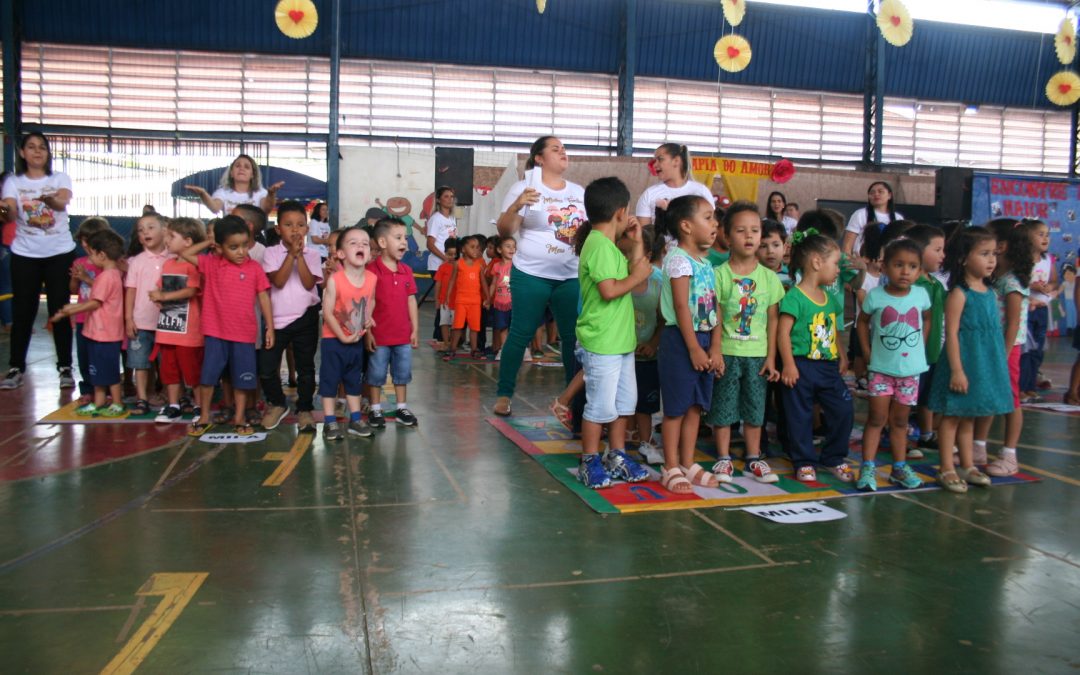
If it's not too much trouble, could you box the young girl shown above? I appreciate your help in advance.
[855,239,931,491]
[706,202,784,483]
[778,230,855,483]
[928,227,1014,493]
[573,177,652,489]
[488,236,515,358]
[657,195,724,494]
[445,235,489,359]
[851,228,884,390]
[1020,219,1058,402]
[69,217,111,403]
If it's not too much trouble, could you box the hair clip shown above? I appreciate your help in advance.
[790,228,818,245]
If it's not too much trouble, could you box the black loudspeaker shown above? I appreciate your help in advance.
[435,147,474,206]
[935,167,973,220]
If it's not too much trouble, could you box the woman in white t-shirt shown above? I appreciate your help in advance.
[843,181,902,256]
[635,143,716,229]
[426,187,458,274]
[492,136,585,416]
[185,154,283,215]
[308,202,331,259]
[765,190,799,234]
[0,132,77,389]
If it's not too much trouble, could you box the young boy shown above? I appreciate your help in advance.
[365,217,419,428]
[575,177,652,489]
[706,204,730,267]
[52,230,128,417]
[182,215,274,436]
[124,212,170,416]
[433,237,459,351]
[259,200,323,432]
[445,235,489,359]
[320,226,378,440]
[69,217,111,402]
[757,219,791,290]
[906,224,947,456]
[232,203,268,264]
[150,217,207,424]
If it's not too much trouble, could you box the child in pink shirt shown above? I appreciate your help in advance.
[180,215,273,436]
[124,213,171,415]
[52,230,128,417]
[68,217,111,402]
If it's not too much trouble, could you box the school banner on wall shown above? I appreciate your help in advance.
[971,173,1079,266]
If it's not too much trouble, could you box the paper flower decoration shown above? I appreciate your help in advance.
[877,0,913,47]
[275,0,318,39]
[647,158,658,176]
[714,35,752,73]
[537,0,547,14]
[1046,71,1080,106]
[1056,18,1076,64]
[770,159,795,184]
[722,0,745,27]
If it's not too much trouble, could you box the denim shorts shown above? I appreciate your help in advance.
[581,349,636,424]
[366,344,413,386]
[126,329,156,369]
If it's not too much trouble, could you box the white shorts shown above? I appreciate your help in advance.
[438,306,455,327]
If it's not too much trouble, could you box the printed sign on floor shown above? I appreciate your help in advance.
[741,501,847,524]
[200,432,269,444]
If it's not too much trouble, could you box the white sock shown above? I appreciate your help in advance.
[371,403,382,412]
[397,402,408,411]
[974,440,987,450]
[1002,447,1017,459]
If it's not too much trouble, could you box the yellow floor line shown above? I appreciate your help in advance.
[1018,462,1080,487]
[261,435,313,487]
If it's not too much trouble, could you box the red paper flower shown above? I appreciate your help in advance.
[647,158,658,176]
[717,196,732,209]
[770,159,795,184]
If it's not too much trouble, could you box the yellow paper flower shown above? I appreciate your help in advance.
[537,0,547,14]
[1056,18,1076,65]
[722,0,746,27]
[1046,71,1080,106]
[877,0,914,47]
[275,0,318,39]
[714,35,752,73]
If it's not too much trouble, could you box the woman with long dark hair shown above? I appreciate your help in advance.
[842,181,902,256]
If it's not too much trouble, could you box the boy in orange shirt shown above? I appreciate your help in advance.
[432,238,458,353]
[444,235,489,359]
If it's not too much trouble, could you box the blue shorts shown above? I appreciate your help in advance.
[918,362,936,406]
[200,336,258,389]
[86,338,122,387]
[581,350,636,424]
[126,329,156,369]
[658,326,714,417]
[492,309,512,331]
[366,344,413,386]
[319,337,366,397]
[635,359,660,415]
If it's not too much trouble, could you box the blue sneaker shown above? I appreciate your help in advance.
[602,448,649,483]
[890,463,923,489]
[578,454,612,489]
[856,461,877,492]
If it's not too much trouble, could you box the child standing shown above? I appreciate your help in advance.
[706,202,784,483]
[69,217,111,402]
[445,235,489,359]
[1020,219,1058,401]
[906,224,947,456]
[854,239,931,491]
[259,201,323,433]
[573,177,653,488]
[851,233,883,390]
[629,229,664,465]
[321,226,377,441]
[124,213,170,416]
[928,226,1014,493]
[778,230,855,483]
[488,236,516,359]
[757,219,791,290]
[366,217,420,428]
[657,195,724,494]
[181,216,274,436]
[433,237,458,351]
[150,218,207,425]
[52,230,127,417]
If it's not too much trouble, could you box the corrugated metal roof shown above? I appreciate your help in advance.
[17,0,1069,110]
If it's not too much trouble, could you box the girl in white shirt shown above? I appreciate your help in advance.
[843,181,902,256]
[185,154,283,215]
[635,143,715,230]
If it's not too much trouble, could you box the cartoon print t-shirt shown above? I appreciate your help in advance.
[1,172,76,258]
[715,262,785,358]
[779,286,842,361]
[322,268,377,340]
[660,248,718,332]
[862,284,931,377]
[501,179,585,281]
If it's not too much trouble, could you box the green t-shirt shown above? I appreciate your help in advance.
[632,267,663,361]
[577,230,636,354]
[715,262,785,357]
[779,286,843,361]
[799,253,859,331]
[914,274,946,364]
[661,247,719,331]
[706,248,730,268]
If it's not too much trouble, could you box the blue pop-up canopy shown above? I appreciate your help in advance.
[170,166,326,202]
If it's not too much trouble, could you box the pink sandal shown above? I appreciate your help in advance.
[660,466,693,494]
[550,398,572,431]
[682,463,719,488]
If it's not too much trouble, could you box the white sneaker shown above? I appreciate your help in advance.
[0,368,23,389]
[636,440,664,465]
[745,457,779,484]
[495,350,502,361]
[523,350,533,362]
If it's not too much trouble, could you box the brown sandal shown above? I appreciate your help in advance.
[493,396,512,416]
[682,463,719,488]
[660,466,693,494]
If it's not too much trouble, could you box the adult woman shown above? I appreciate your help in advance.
[185,154,283,215]
[635,143,715,229]
[493,136,584,416]
[843,181,902,256]
[426,187,458,274]
[765,190,799,234]
[0,132,77,389]
[309,202,331,260]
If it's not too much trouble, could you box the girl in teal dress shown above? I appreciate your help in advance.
[929,226,1014,493]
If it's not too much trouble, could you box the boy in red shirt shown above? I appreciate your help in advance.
[445,235,489,359]
[433,237,458,352]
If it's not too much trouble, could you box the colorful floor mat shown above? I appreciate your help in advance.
[488,415,1042,514]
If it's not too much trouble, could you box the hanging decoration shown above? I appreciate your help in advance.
[1055,17,1076,65]
[876,0,914,47]
[275,0,318,39]
[721,0,746,27]
[1046,71,1080,106]
[714,35,752,73]
[537,0,547,14]
[691,156,795,203]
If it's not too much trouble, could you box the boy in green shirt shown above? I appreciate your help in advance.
[905,224,947,452]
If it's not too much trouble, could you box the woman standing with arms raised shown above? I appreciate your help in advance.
[635,143,715,230]
[185,154,283,215]
[0,132,77,389]
[492,137,585,416]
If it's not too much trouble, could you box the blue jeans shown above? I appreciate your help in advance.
[1019,305,1048,392]
[366,344,413,386]
[581,350,636,424]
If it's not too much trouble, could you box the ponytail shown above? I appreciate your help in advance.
[574,221,593,256]
[658,142,691,179]
[789,228,839,276]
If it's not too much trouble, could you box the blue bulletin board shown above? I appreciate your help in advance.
[971,173,1080,267]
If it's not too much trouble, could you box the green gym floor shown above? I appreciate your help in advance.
[1,307,1078,674]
